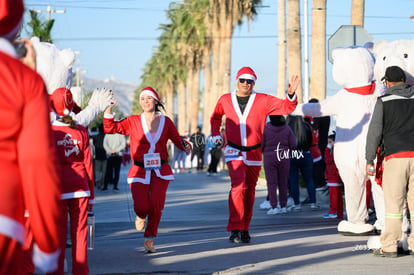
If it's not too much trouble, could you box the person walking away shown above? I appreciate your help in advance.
[91,123,107,190]
[323,132,344,219]
[262,115,297,215]
[0,1,63,273]
[366,66,414,257]
[210,66,299,243]
[104,87,191,253]
[103,132,126,191]
[190,126,206,171]
[287,115,320,211]
[49,88,95,274]
[207,132,223,176]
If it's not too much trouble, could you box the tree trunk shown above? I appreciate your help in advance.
[165,81,174,117]
[190,67,200,133]
[351,0,365,26]
[177,80,187,134]
[287,0,303,103]
[310,0,326,100]
[277,0,287,98]
[202,49,213,135]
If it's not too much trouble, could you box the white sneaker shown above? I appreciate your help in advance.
[279,207,287,214]
[259,200,271,210]
[288,204,301,211]
[310,203,321,210]
[287,197,294,207]
[267,207,280,215]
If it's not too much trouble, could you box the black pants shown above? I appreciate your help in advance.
[313,159,326,188]
[191,148,205,170]
[104,155,122,189]
[208,148,222,173]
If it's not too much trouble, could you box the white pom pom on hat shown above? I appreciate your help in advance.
[139,86,160,101]
[50,88,75,117]
[0,0,24,38]
[236,66,257,81]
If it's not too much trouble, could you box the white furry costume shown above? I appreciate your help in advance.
[293,46,377,235]
[31,37,112,127]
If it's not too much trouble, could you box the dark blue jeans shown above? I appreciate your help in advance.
[289,151,316,205]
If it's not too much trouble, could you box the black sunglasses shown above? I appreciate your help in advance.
[239,78,254,84]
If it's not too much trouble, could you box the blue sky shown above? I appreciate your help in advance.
[23,0,414,97]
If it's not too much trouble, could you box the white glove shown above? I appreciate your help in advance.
[88,88,114,113]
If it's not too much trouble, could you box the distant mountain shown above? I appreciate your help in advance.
[82,77,138,116]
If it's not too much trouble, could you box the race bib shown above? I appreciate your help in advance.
[144,153,161,169]
[224,146,240,161]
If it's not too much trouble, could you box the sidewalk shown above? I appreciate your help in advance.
[59,166,413,275]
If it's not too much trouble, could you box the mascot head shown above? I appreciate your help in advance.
[373,39,414,93]
[332,45,375,89]
[31,37,75,95]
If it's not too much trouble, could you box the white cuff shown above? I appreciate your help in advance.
[32,244,60,273]
[104,113,115,119]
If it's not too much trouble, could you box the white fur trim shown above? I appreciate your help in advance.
[104,113,115,119]
[63,109,69,115]
[140,89,159,101]
[61,190,91,200]
[32,244,60,273]
[237,73,256,81]
[0,214,25,244]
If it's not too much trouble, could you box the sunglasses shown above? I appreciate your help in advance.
[239,78,254,84]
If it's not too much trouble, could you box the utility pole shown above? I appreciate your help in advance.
[31,6,66,21]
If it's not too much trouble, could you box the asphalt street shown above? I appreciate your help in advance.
[58,165,414,275]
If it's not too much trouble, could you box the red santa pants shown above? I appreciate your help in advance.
[49,197,89,275]
[328,185,344,218]
[0,234,23,274]
[226,160,261,232]
[130,173,169,238]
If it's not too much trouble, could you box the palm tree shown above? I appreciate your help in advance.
[351,0,365,26]
[287,0,303,102]
[26,10,54,42]
[277,0,287,98]
[310,0,327,100]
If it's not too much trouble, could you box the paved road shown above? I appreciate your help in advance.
[62,166,414,275]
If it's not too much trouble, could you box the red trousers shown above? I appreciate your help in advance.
[130,172,169,238]
[0,234,23,275]
[48,197,89,275]
[328,186,344,219]
[226,160,261,232]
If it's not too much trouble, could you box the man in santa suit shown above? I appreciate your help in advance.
[0,0,63,273]
[210,66,299,243]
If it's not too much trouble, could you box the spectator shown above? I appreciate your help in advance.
[91,124,107,190]
[103,133,126,191]
[262,115,296,215]
[323,132,344,219]
[190,126,206,171]
[287,115,320,211]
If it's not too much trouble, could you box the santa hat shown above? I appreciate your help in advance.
[236,66,257,81]
[0,0,24,39]
[50,88,75,116]
[139,86,160,101]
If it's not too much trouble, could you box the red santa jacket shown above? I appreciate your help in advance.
[211,91,297,166]
[104,112,185,184]
[0,46,62,265]
[51,121,95,203]
[324,145,343,186]
[305,117,322,162]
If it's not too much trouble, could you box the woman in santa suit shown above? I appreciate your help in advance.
[50,88,95,275]
[104,87,191,253]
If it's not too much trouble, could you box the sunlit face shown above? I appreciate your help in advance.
[140,95,156,112]
[237,78,254,96]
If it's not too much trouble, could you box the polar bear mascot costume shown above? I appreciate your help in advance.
[31,36,113,126]
[367,39,414,250]
[293,46,377,235]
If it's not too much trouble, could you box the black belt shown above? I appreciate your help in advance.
[227,140,261,152]
[134,159,167,168]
